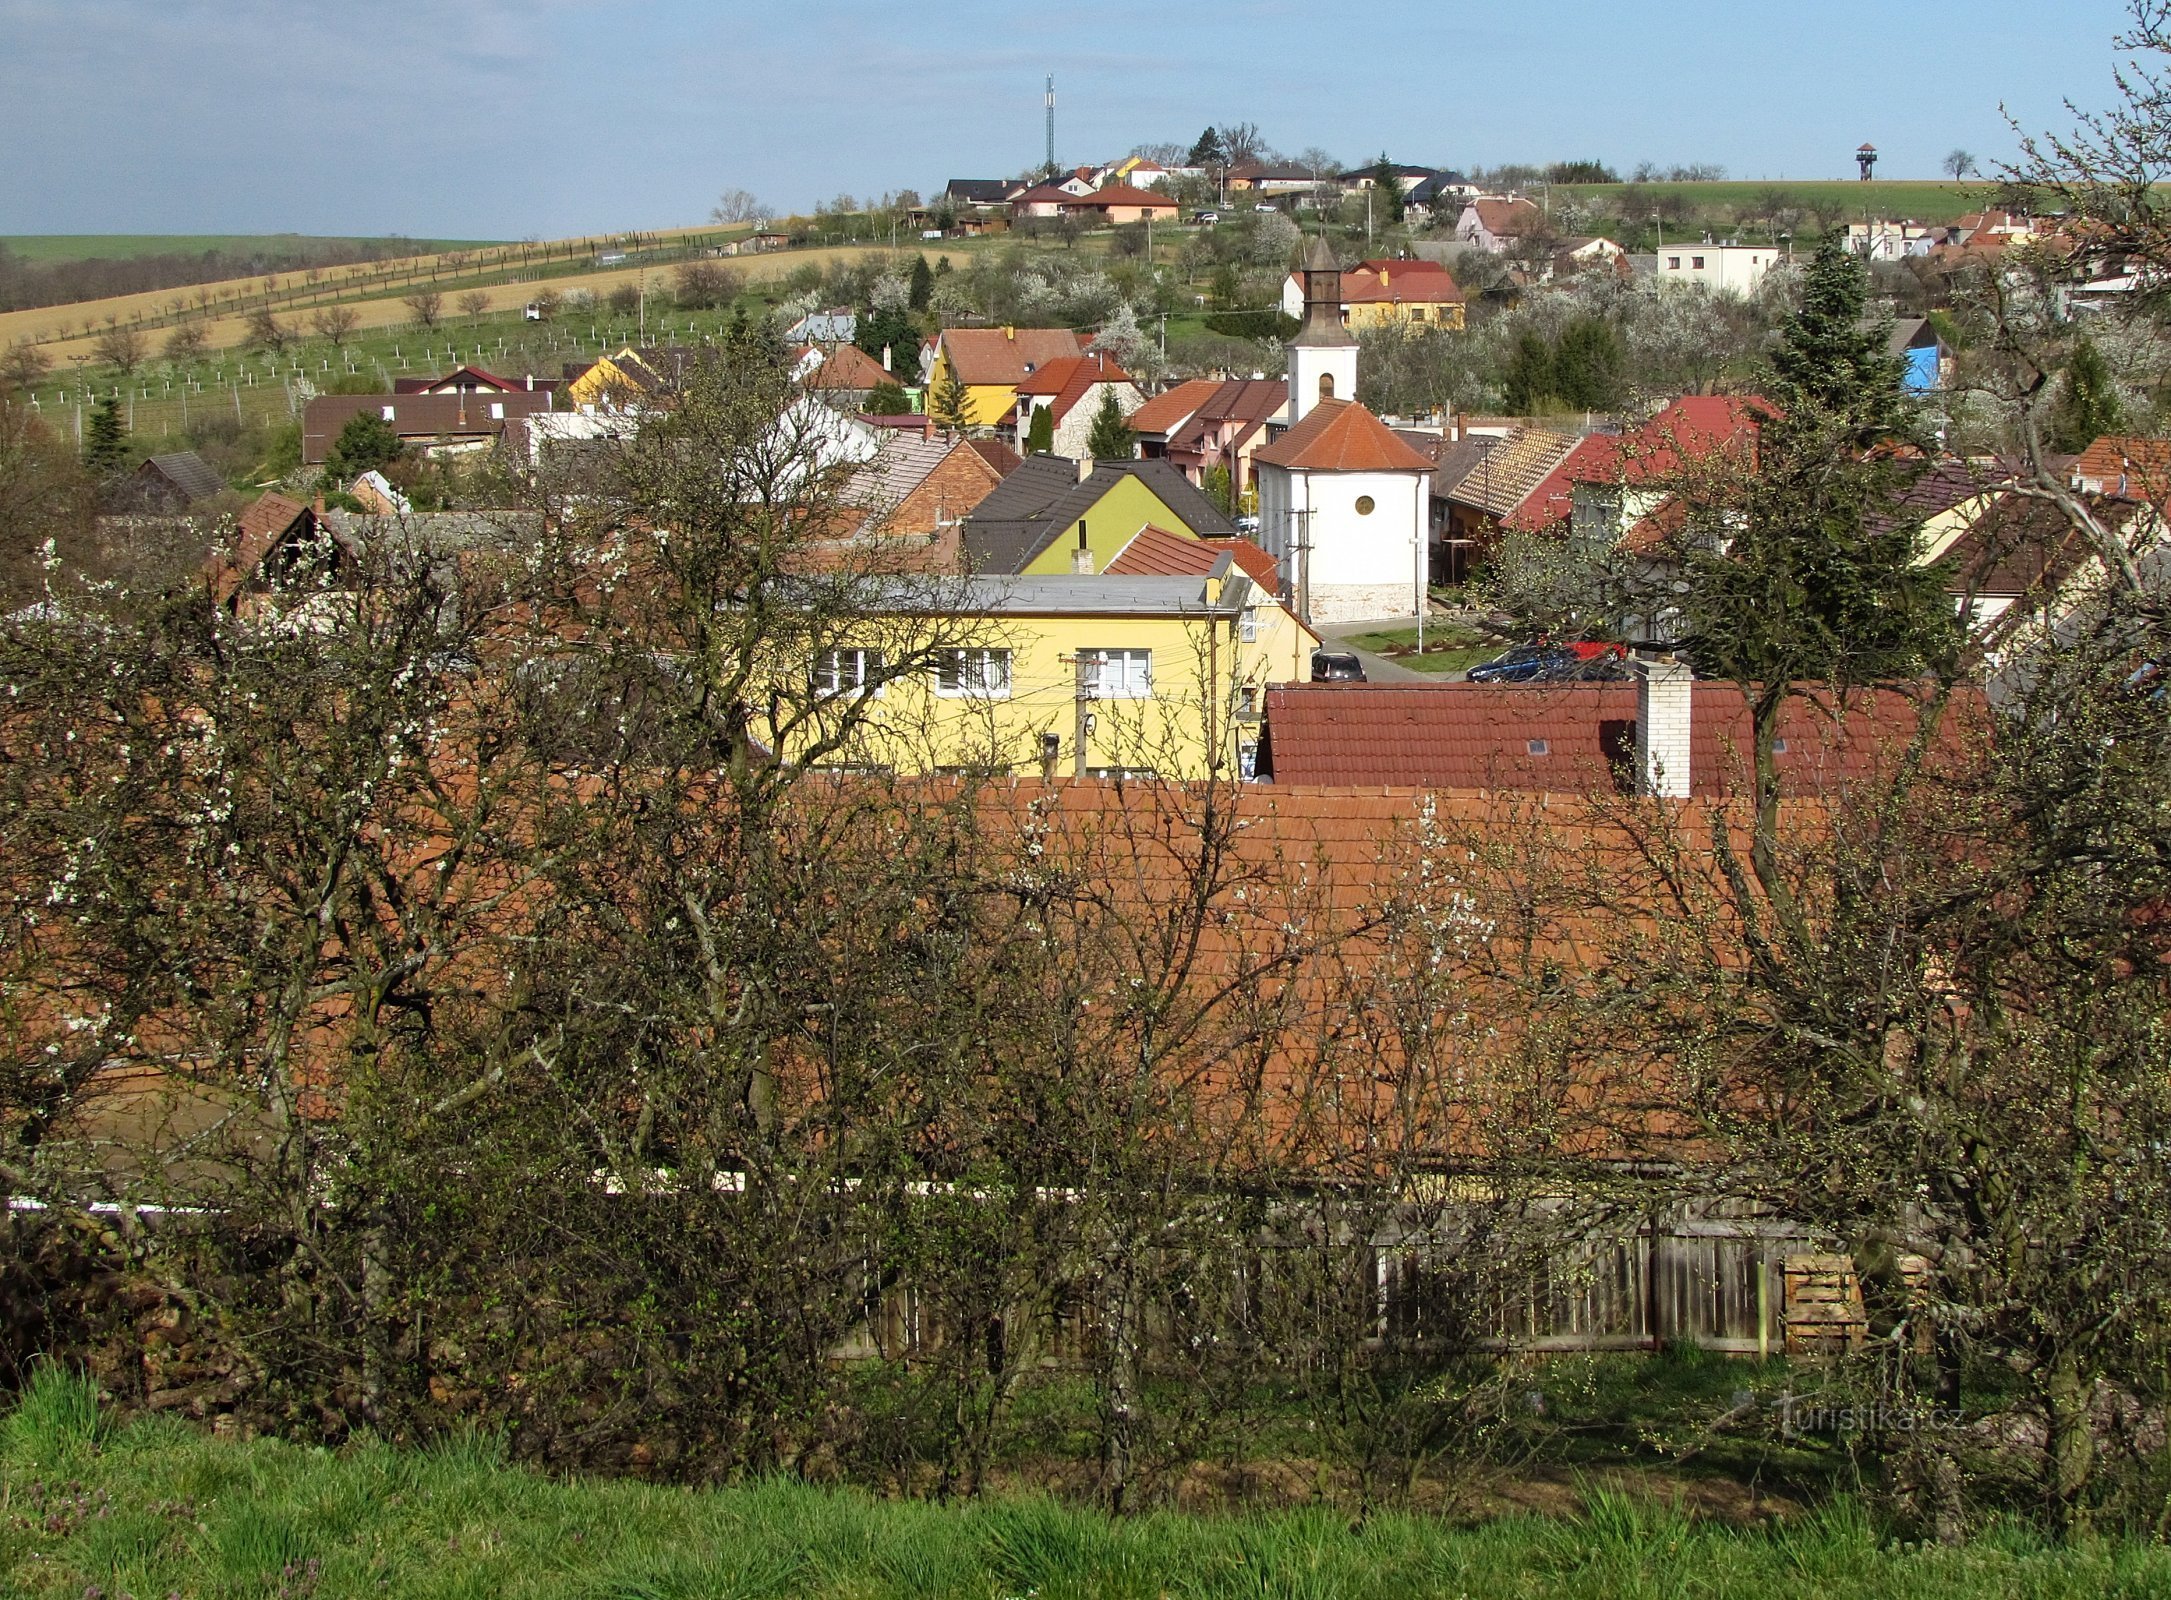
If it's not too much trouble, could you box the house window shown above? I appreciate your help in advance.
[1692,256,1705,270]
[1236,683,1260,714]
[1318,373,1335,400]
[1667,256,1681,270]
[1355,495,1376,516]
[1079,647,1152,698]
[1771,738,1788,754]
[935,648,1011,697]
[381,404,397,421]
[1239,608,1259,643]
[1087,766,1158,780]
[813,647,884,697]
[1527,739,1550,756]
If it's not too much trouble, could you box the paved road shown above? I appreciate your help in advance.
[1313,615,1457,684]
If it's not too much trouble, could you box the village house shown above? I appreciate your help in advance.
[784,308,858,345]
[1130,377,1289,499]
[958,455,1238,576]
[821,434,1018,570]
[1455,196,1545,253]
[1058,183,1181,225]
[925,326,1088,431]
[1277,257,1467,330]
[1653,241,1783,295]
[106,450,226,514]
[803,342,906,404]
[392,364,556,398]
[301,389,554,465]
[789,562,1308,780]
[1010,350,1142,457]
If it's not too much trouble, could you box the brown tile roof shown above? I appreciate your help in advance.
[1502,397,1767,534]
[1251,399,1436,474]
[1066,183,1179,211]
[1944,494,2133,600]
[1467,197,1542,237]
[967,438,1023,476]
[807,344,897,392]
[211,492,315,605]
[1258,680,1970,797]
[1443,427,1583,518]
[1198,536,1281,588]
[1104,523,1220,576]
[937,327,1087,388]
[302,391,552,464]
[1127,378,1223,438]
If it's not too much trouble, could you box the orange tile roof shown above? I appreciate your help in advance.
[2070,435,2171,501]
[1127,378,1224,438]
[1068,183,1180,210]
[1015,350,1133,423]
[1444,427,1584,519]
[1251,399,1436,474]
[1104,523,1219,576]
[1338,259,1464,306]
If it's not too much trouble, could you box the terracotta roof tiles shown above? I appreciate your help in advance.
[1251,399,1436,474]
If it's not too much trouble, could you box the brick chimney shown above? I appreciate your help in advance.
[1071,520,1093,573]
[1634,654,1692,798]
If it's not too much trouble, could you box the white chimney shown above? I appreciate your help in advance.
[1071,520,1093,574]
[882,344,893,372]
[1634,654,1693,799]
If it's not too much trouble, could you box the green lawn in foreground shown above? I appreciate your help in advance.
[0,234,503,263]
[6,1371,2160,1600]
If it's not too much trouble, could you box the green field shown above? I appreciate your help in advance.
[1554,180,1990,226]
[0,234,504,263]
[1345,623,1495,675]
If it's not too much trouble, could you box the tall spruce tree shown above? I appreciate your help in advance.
[1024,403,1055,454]
[929,362,973,436]
[1766,235,1909,439]
[82,395,126,476]
[1086,387,1134,460]
[908,255,936,312]
[2048,335,2122,453]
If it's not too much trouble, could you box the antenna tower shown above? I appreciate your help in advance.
[1045,75,1056,176]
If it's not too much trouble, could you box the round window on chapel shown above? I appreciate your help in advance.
[1355,495,1376,515]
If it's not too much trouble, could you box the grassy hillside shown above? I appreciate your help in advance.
[0,234,503,264]
[2,1371,2161,1600]
[1556,179,1991,227]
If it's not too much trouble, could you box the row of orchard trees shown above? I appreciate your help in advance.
[4,226,2171,1533]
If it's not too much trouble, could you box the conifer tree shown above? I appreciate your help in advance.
[82,395,126,476]
[930,362,973,436]
[908,255,935,313]
[1086,387,1134,460]
[2048,335,2122,453]
[1025,404,1055,454]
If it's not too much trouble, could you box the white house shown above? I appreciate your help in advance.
[1653,241,1784,296]
[1251,239,1436,625]
[1455,196,1544,253]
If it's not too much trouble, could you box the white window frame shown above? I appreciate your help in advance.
[813,647,885,698]
[935,647,1012,698]
[1080,647,1152,699]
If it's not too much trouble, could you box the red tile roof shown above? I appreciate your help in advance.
[1502,397,1766,534]
[1198,536,1281,587]
[1103,525,1280,588]
[1259,680,1972,797]
[1066,183,1180,211]
[1251,399,1436,474]
[1465,197,1542,237]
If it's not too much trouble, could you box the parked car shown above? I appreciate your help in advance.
[1233,513,1261,534]
[1466,641,1629,684]
[1310,650,1368,683]
[1254,203,1278,214]
[1191,210,1221,225]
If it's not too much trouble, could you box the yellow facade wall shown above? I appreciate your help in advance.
[784,593,1311,779]
[1017,477,1213,575]
[1342,299,1467,332]
[924,348,1021,430]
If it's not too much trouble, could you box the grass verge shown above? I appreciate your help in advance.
[1344,624,1493,676]
[5,1369,2166,1599]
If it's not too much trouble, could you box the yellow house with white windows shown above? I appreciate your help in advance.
[777,561,1311,779]
[925,327,1087,431]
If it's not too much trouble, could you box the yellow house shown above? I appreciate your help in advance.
[926,327,1086,431]
[776,562,1311,780]
[1277,259,1468,332]
[564,346,697,412]
[961,457,1242,576]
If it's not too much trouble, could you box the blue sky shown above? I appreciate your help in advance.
[0,0,2138,239]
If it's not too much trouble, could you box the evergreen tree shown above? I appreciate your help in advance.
[930,362,973,435]
[1551,318,1623,411]
[1086,387,1135,460]
[1502,330,1555,415]
[1766,235,1909,439]
[1024,404,1055,454]
[865,381,912,416]
[856,304,917,372]
[322,412,405,483]
[1369,154,1406,224]
[2048,335,2123,453]
[1187,127,1225,169]
[82,395,127,476]
[908,255,936,313]
[1202,462,1234,517]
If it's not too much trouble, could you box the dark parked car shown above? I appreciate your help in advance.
[1310,650,1368,683]
[1466,641,1629,684]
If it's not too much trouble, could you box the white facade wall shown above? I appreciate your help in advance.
[1257,462,1427,624]
[1653,244,1780,296]
[1287,343,1359,425]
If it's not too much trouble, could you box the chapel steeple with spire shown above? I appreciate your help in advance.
[1285,235,1358,427]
